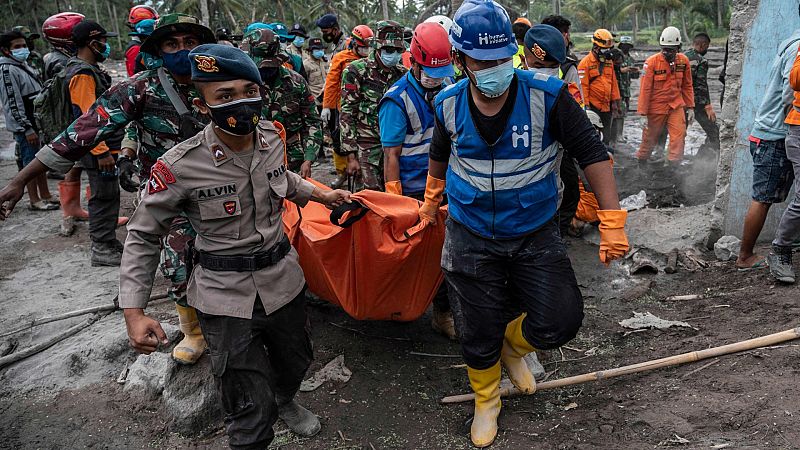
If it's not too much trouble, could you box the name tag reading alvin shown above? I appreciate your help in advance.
[196,183,237,200]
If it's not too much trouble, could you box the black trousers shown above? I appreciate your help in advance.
[83,155,121,244]
[590,105,613,145]
[442,218,583,369]
[557,155,580,235]
[197,291,313,450]
[693,105,720,156]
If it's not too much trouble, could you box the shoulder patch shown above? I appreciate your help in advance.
[147,172,168,194]
[152,160,176,184]
[211,144,228,162]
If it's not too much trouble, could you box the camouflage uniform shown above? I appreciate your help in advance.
[684,48,719,151]
[619,53,635,111]
[36,59,209,306]
[27,51,45,80]
[340,21,406,190]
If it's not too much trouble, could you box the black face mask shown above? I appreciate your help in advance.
[662,49,677,63]
[322,31,337,43]
[259,67,279,83]
[207,97,263,136]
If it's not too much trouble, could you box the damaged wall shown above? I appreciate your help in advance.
[712,0,800,242]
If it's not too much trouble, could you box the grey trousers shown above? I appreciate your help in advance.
[773,125,800,247]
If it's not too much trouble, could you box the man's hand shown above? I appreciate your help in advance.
[300,160,313,179]
[705,104,716,123]
[97,153,116,173]
[597,209,629,265]
[117,156,139,193]
[25,132,39,147]
[686,108,695,125]
[0,182,25,220]
[419,175,446,224]
[320,108,332,127]
[320,189,352,209]
[346,153,360,175]
[123,308,169,354]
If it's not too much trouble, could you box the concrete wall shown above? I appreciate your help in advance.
[712,0,800,243]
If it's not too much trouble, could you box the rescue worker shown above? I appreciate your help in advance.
[524,24,584,238]
[0,14,217,366]
[636,26,694,167]
[243,28,322,178]
[287,23,308,58]
[684,32,720,158]
[379,21,456,339]
[11,26,44,79]
[511,17,531,69]
[302,37,328,106]
[321,25,373,188]
[578,28,622,144]
[42,12,84,81]
[617,36,639,115]
[316,13,347,55]
[417,1,629,446]
[125,5,159,76]
[340,20,407,191]
[120,43,351,447]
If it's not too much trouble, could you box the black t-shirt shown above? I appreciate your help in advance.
[430,80,609,169]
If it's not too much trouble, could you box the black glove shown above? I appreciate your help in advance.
[117,156,139,193]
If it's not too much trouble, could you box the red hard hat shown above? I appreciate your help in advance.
[128,5,159,26]
[410,22,454,77]
[42,12,85,47]
[351,24,374,47]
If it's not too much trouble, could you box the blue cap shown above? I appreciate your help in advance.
[130,18,156,37]
[524,24,566,64]
[268,22,293,40]
[315,14,338,29]
[450,0,517,60]
[244,22,270,35]
[189,44,261,85]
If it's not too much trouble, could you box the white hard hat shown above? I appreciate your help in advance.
[424,15,454,33]
[660,26,682,46]
[585,110,603,129]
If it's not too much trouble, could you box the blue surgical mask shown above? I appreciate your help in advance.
[469,60,514,98]
[293,36,305,48]
[10,48,30,62]
[312,49,325,59]
[379,49,401,67]
[100,42,111,60]
[161,49,192,76]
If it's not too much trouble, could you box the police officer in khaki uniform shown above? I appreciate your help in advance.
[118,44,351,449]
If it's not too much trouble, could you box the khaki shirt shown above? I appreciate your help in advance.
[119,121,316,319]
[302,54,329,100]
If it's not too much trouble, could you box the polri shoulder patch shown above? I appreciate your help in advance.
[148,172,168,194]
[211,144,228,162]
[152,160,176,184]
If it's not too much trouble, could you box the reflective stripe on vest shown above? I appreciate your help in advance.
[438,70,564,238]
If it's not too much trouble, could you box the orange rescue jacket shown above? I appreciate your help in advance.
[322,49,360,110]
[637,52,694,115]
[785,48,800,125]
[578,51,621,112]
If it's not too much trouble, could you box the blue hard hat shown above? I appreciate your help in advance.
[244,22,270,35]
[450,0,517,60]
[269,22,293,40]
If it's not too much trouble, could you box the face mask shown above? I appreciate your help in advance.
[312,49,325,59]
[469,60,514,98]
[420,71,444,90]
[379,49,401,67]
[10,48,30,62]
[662,49,677,63]
[98,42,111,62]
[293,37,305,48]
[207,97,263,136]
[322,32,335,43]
[529,66,559,78]
[162,49,192,76]
[356,46,370,58]
[259,67,279,83]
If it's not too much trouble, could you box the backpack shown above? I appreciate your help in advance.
[33,59,103,143]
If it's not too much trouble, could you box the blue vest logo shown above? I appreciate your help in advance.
[511,124,529,149]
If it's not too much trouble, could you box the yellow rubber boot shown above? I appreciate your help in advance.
[172,304,207,365]
[467,362,502,448]
[501,314,537,394]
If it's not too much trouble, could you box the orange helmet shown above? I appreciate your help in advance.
[351,24,374,47]
[128,5,158,27]
[592,29,614,48]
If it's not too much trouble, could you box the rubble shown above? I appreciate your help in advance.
[713,235,741,261]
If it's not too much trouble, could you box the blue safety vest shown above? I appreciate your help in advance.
[379,73,436,195]
[435,69,564,239]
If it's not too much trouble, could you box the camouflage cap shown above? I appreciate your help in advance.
[140,13,216,55]
[373,20,405,49]
[12,26,40,40]
[242,28,288,68]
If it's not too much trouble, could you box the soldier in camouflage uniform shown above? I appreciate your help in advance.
[617,36,639,113]
[340,20,407,190]
[2,14,216,366]
[684,32,719,157]
[243,28,322,178]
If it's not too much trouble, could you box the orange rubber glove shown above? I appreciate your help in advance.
[704,103,716,123]
[597,209,629,265]
[419,175,445,224]
[384,180,403,195]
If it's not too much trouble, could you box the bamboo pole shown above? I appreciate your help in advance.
[440,327,800,404]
